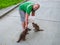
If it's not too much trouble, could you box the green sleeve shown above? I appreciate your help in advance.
[26,5,33,15]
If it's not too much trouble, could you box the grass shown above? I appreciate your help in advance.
[0,0,24,9]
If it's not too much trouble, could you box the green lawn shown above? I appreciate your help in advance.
[0,0,24,9]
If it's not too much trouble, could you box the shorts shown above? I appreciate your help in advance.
[19,10,26,22]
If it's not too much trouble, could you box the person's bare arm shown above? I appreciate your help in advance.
[25,13,29,28]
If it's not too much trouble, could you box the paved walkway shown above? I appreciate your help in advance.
[0,0,60,45]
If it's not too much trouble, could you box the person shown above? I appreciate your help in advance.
[18,0,40,42]
[19,1,40,30]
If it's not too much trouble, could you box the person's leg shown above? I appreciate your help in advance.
[19,10,31,30]
[17,10,28,42]
[22,22,25,30]
[19,10,26,30]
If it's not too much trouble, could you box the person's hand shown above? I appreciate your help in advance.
[32,11,35,16]
[32,15,35,16]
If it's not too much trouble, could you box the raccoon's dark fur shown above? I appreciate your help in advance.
[17,28,28,43]
[32,22,43,32]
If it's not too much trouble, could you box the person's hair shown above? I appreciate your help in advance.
[35,4,40,8]
[32,4,40,12]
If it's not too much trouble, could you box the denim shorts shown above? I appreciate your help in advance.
[19,10,26,22]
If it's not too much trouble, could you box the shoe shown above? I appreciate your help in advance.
[27,28,31,31]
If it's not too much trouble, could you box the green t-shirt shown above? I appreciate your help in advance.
[19,1,34,15]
